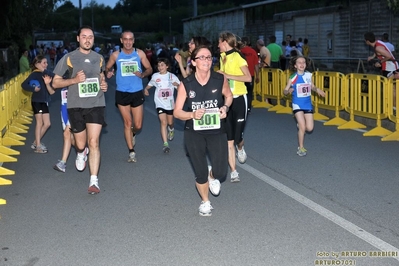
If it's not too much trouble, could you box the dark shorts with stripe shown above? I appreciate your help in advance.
[67,107,105,133]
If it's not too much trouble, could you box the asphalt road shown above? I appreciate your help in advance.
[0,76,399,266]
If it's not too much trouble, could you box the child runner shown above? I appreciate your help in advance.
[53,87,88,172]
[282,56,325,156]
[144,58,180,153]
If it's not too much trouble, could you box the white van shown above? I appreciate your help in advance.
[111,25,122,34]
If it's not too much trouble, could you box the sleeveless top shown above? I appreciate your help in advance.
[183,71,226,134]
[116,49,143,93]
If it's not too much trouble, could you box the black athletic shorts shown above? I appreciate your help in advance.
[67,107,105,133]
[115,90,145,107]
[31,102,49,114]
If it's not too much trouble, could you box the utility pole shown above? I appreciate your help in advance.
[193,0,197,17]
[169,0,172,43]
[79,0,82,27]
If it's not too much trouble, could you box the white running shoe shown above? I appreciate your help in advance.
[230,170,240,183]
[208,166,221,196]
[199,201,213,216]
[75,147,89,171]
[88,178,100,195]
[128,151,137,163]
[236,146,247,164]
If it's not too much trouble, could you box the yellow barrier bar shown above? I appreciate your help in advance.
[9,124,29,134]
[0,177,12,185]
[0,198,6,205]
[253,69,273,108]
[338,74,369,130]
[0,167,15,176]
[314,71,346,123]
[0,153,17,162]
[274,69,292,113]
[381,80,399,141]
[0,145,20,156]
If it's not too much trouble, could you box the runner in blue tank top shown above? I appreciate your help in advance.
[283,56,325,156]
[106,30,153,162]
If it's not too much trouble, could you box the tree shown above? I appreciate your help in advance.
[0,0,63,46]
[387,0,399,13]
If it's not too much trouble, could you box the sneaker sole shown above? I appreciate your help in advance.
[127,158,137,163]
[230,178,240,183]
[53,165,65,173]
[199,211,212,217]
[88,185,100,194]
[163,147,170,153]
[75,160,87,171]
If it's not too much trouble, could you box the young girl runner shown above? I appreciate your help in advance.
[283,56,325,156]
[144,58,180,153]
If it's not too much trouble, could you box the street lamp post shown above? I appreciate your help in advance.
[169,0,172,43]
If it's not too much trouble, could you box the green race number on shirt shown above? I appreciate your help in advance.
[78,78,100,98]
[193,108,221,131]
[121,61,138,77]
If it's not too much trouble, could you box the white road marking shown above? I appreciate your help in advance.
[238,163,399,260]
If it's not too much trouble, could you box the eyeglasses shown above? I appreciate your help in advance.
[194,55,212,61]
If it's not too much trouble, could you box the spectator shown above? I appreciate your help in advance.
[382,33,395,53]
[240,36,258,113]
[303,38,310,57]
[19,49,30,73]
[267,35,283,69]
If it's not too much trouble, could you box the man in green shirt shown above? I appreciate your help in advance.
[19,49,30,73]
[266,35,283,69]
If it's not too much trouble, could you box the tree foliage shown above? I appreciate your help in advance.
[0,0,63,47]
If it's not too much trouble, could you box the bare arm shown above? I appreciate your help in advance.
[218,65,252,83]
[105,51,118,78]
[52,70,86,89]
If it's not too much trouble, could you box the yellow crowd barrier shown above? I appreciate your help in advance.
[0,72,33,209]
[255,68,399,140]
[382,79,399,141]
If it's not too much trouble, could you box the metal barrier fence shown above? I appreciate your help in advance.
[253,68,399,141]
[0,71,33,209]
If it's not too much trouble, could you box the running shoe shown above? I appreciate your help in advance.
[31,142,47,151]
[128,151,137,162]
[297,147,307,157]
[208,166,221,196]
[167,126,174,141]
[230,170,240,183]
[88,179,100,194]
[163,143,170,153]
[236,146,247,164]
[53,160,66,173]
[198,201,213,216]
[75,147,89,171]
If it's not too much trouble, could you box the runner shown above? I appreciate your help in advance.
[174,45,233,216]
[144,58,180,153]
[52,25,108,194]
[282,56,325,156]
[106,30,153,162]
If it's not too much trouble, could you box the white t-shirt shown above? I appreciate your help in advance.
[147,72,180,110]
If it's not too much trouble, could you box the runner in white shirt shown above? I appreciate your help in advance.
[144,58,180,153]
